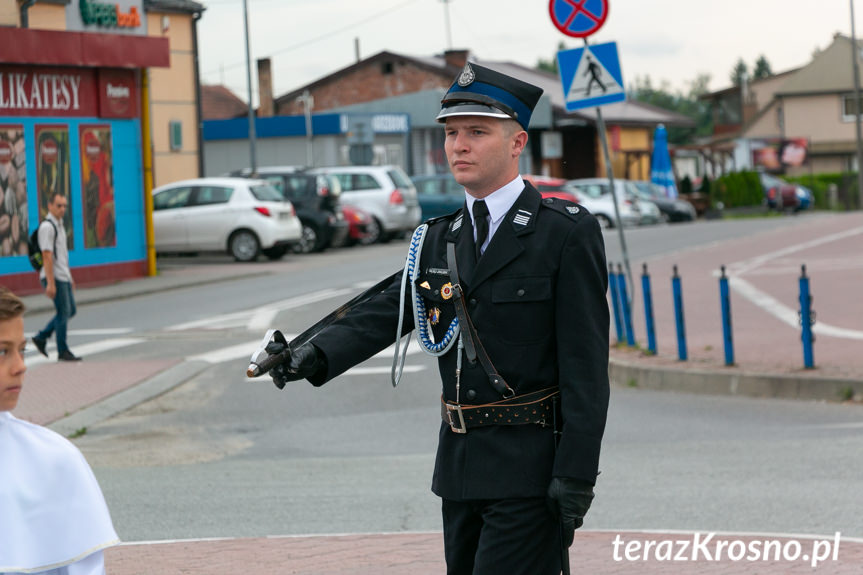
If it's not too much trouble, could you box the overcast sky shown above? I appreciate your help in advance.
[196,0,863,105]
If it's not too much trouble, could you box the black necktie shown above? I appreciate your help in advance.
[473,200,490,261]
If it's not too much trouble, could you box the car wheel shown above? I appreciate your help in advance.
[293,223,321,254]
[595,214,613,229]
[262,246,287,260]
[360,217,382,245]
[229,230,260,262]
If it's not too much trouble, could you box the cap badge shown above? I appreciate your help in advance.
[457,63,476,87]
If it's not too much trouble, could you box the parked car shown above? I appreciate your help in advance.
[338,204,375,246]
[631,180,697,223]
[522,174,582,202]
[411,173,465,220]
[758,172,800,210]
[151,177,301,262]
[310,165,421,243]
[229,166,348,253]
[794,183,814,210]
[564,178,642,228]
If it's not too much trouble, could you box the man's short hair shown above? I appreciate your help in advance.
[0,287,26,321]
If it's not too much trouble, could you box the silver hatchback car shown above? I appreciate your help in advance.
[310,165,421,243]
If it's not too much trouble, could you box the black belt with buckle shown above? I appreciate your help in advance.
[441,387,560,434]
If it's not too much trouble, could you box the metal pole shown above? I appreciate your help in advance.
[851,0,863,208]
[641,263,656,355]
[301,90,314,166]
[609,263,624,344]
[672,265,688,361]
[719,265,734,366]
[242,0,257,175]
[441,0,453,50]
[617,264,635,347]
[799,264,815,369]
[585,38,634,305]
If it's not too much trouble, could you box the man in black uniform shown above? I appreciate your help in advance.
[263,62,609,575]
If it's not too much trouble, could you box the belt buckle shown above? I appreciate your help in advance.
[446,403,467,434]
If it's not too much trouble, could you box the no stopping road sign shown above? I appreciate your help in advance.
[548,0,608,38]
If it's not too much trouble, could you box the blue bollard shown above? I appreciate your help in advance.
[672,265,688,361]
[799,264,815,369]
[609,263,624,344]
[719,265,734,366]
[617,264,636,347]
[641,263,656,354]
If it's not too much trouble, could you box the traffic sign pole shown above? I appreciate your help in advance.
[585,36,634,310]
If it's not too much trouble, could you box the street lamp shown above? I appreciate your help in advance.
[851,0,863,208]
[243,0,257,175]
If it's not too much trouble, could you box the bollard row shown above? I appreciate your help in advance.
[607,262,816,370]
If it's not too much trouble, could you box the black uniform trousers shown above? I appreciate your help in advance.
[442,497,561,575]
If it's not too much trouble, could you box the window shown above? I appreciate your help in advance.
[262,176,285,195]
[842,94,863,122]
[249,183,283,201]
[283,175,314,199]
[193,186,232,206]
[415,179,439,196]
[153,186,192,210]
[169,120,182,151]
[339,173,379,191]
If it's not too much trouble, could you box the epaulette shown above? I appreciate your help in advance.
[424,208,463,228]
[539,195,589,222]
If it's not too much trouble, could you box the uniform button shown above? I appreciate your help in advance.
[517,289,525,297]
[543,197,554,205]
[469,298,477,306]
[466,389,477,401]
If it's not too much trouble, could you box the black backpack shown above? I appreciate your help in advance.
[28,219,58,271]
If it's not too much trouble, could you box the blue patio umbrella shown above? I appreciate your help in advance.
[650,124,678,199]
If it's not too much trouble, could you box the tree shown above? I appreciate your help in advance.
[536,42,567,74]
[753,55,772,79]
[627,73,713,145]
[730,58,748,85]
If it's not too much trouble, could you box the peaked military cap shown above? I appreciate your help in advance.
[436,62,544,131]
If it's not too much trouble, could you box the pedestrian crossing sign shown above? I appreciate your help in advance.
[557,41,625,112]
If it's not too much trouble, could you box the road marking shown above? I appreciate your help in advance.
[728,277,863,340]
[26,337,145,367]
[345,365,424,376]
[721,225,863,340]
[728,225,863,276]
[167,287,358,332]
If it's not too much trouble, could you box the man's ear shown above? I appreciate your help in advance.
[512,130,528,157]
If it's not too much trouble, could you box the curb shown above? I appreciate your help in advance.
[48,360,211,437]
[609,357,862,402]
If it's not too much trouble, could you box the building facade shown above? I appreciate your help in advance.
[0,0,203,293]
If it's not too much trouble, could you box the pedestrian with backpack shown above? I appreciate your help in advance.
[31,192,82,362]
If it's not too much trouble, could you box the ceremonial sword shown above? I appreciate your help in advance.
[246,270,401,380]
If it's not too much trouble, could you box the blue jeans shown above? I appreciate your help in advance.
[36,279,77,355]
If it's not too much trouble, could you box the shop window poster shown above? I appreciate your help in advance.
[35,125,73,249]
[79,125,116,248]
[0,125,27,258]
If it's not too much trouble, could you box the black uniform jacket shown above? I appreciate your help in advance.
[309,182,610,500]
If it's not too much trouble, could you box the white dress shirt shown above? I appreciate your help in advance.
[464,175,524,256]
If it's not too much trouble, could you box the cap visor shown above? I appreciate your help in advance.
[436,103,513,123]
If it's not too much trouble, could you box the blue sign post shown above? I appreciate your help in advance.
[557,41,625,112]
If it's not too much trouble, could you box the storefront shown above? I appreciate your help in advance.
[0,23,169,293]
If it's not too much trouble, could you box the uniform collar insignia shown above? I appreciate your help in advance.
[451,214,463,233]
[512,208,532,227]
[457,63,475,87]
[566,205,580,214]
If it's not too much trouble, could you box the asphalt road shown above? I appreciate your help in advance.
[24,213,862,543]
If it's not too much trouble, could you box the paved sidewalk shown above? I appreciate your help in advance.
[105,531,863,574]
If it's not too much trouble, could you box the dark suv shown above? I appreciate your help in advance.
[230,167,348,253]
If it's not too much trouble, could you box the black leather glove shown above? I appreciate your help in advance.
[546,477,595,548]
[266,341,325,389]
